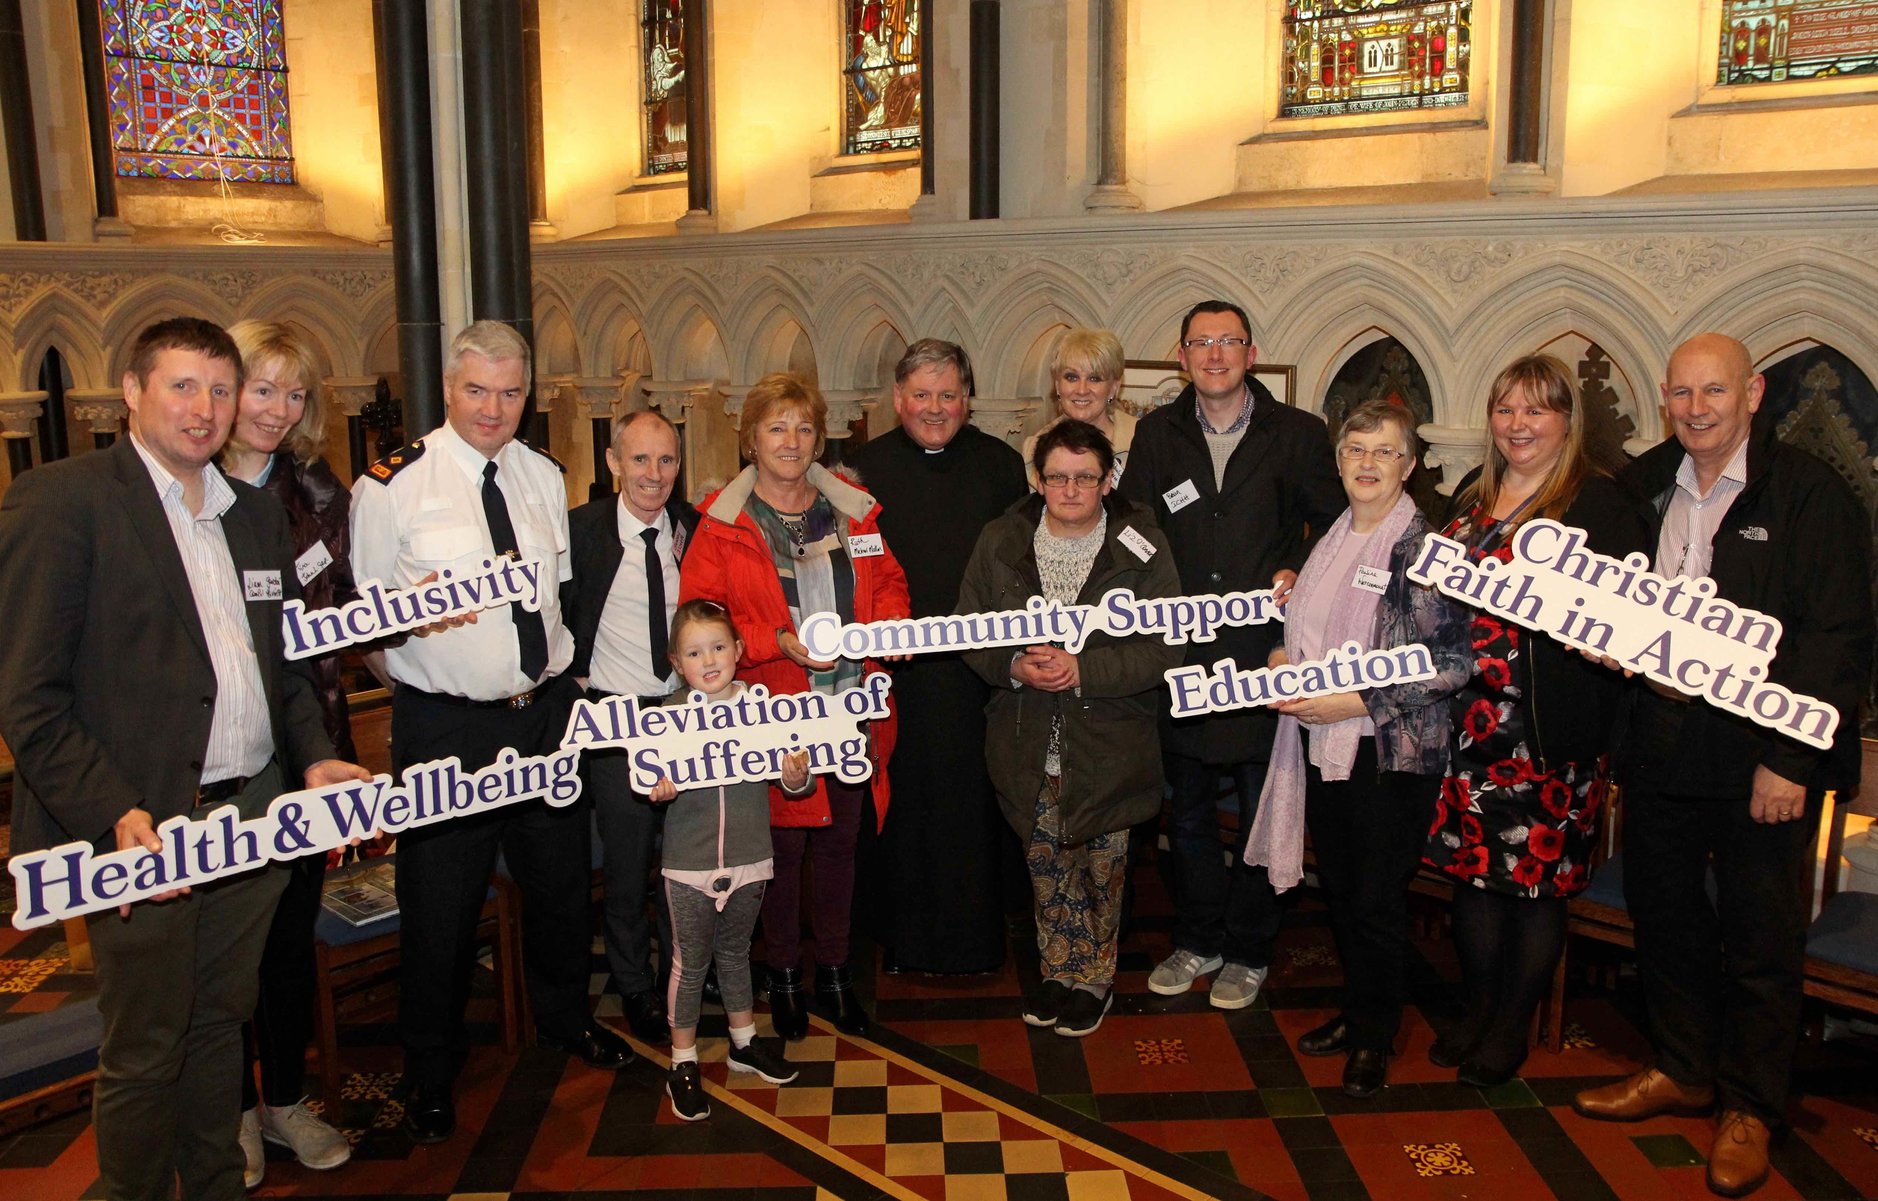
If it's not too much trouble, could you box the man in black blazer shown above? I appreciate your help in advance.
[562,409,700,1043]
[0,318,370,1201]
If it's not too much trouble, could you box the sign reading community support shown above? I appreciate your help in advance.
[280,555,547,660]
[1408,518,1839,749]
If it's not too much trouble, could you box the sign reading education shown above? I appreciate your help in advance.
[1166,641,1439,719]
[1408,518,1839,749]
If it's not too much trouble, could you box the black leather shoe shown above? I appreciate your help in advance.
[1428,1025,1477,1069]
[1456,1054,1522,1089]
[880,947,904,977]
[401,1083,455,1144]
[540,1024,634,1070]
[1343,1048,1388,1098]
[621,989,670,1045]
[768,965,809,1041]
[1297,1017,1350,1057]
[815,962,871,1036]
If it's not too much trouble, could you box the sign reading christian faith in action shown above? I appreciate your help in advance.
[279,555,548,660]
[6,674,894,930]
[1409,518,1840,749]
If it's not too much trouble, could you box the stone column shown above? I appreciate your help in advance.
[521,0,557,241]
[577,374,637,500]
[529,370,568,452]
[374,0,445,433]
[0,0,45,240]
[75,0,128,236]
[1491,0,1555,196]
[969,396,1046,451]
[326,377,381,480]
[820,389,879,441]
[645,378,716,497]
[67,388,127,449]
[968,0,999,219]
[0,391,45,476]
[1418,423,1487,496]
[1084,0,1142,213]
[675,0,717,234]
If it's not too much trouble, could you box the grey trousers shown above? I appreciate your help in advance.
[86,767,289,1201]
[664,877,765,1030]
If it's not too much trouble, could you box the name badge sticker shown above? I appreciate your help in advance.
[848,533,884,558]
[243,570,283,601]
[1162,479,1201,513]
[1117,526,1158,562]
[1352,564,1391,595]
[295,540,334,586]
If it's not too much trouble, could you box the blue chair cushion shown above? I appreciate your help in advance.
[1808,889,1878,976]
[0,994,102,1101]
[1579,851,1628,910]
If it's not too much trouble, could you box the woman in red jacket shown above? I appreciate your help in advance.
[679,372,910,1039]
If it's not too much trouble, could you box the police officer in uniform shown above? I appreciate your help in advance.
[350,320,630,1145]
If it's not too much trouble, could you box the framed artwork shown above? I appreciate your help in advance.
[1121,360,1297,415]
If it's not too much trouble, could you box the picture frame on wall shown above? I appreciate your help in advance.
[1121,360,1297,415]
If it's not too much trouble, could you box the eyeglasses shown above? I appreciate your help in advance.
[1338,444,1409,463]
[1039,471,1104,489]
[1180,336,1250,350]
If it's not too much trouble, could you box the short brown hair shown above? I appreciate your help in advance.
[894,338,974,397]
[1337,398,1421,462]
[124,317,243,393]
[738,372,827,462]
[226,320,328,465]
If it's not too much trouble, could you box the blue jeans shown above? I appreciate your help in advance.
[1161,753,1281,969]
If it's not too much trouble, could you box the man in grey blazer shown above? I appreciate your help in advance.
[0,317,370,1201]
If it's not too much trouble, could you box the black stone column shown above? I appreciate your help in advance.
[682,0,712,219]
[0,0,45,240]
[37,349,69,463]
[1507,0,1546,164]
[73,0,122,231]
[968,0,998,219]
[917,0,934,199]
[373,0,445,436]
[521,0,551,230]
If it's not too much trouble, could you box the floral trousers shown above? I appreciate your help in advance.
[1028,777,1130,988]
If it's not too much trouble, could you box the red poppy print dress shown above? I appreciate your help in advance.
[1422,507,1606,899]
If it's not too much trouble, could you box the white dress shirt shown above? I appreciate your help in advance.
[349,421,574,700]
[130,435,273,783]
[1655,439,1750,580]
[589,501,680,697]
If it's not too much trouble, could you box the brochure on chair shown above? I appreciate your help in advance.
[321,858,400,926]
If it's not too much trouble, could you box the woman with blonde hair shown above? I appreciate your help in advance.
[1021,328,1136,490]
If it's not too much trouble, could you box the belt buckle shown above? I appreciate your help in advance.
[508,690,534,710]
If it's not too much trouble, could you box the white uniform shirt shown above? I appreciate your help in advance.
[349,421,574,700]
[588,501,680,697]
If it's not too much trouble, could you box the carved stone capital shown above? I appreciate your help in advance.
[65,389,128,435]
[820,388,879,438]
[1418,423,1488,496]
[644,378,716,425]
[324,376,381,419]
[0,391,48,438]
[574,375,635,422]
[535,373,576,414]
[969,397,1048,447]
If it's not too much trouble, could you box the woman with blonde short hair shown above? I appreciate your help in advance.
[1021,328,1136,490]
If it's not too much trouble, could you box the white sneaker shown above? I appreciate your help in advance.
[260,1099,352,1170]
[1208,962,1269,1010]
[239,1107,265,1190]
[1147,948,1224,996]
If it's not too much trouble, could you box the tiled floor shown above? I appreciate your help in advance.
[5,871,1878,1200]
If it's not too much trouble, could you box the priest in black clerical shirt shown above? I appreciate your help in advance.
[850,339,1028,974]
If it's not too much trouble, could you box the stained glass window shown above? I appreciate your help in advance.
[843,0,922,156]
[101,1,294,183]
[1280,1,1471,119]
[642,0,687,175]
[1718,1,1878,85]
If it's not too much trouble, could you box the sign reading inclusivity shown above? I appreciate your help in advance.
[280,555,546,660]
[9,747,582,929]
[1408,518,1839,749]
[797,588,1287,661]
[561,674,894,794]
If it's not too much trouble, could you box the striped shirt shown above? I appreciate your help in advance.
[131,435,274,785]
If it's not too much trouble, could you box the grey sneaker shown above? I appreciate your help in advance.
[1208,962,1269,1010]
[239,1107,264,1190]
[1147,948,1224,996]
[260,1099,352,1170]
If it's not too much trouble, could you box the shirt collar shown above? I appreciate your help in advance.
[616,496,670,544]
[431,420,510,484]
[1195,384,1254,436]
[129,432,236,520]
[1674,436,1750,502]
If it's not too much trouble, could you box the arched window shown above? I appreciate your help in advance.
[842,0,921,156]
[101,1,295,182]
[1280,1,1471,119]
[642,0,687,175]
[1717,1,1878,86]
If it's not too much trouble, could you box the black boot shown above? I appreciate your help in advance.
[815,962,871,1036]
[768,966,809,1041]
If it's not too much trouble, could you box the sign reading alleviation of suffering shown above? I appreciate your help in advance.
[1408,518,1839,749]
[280,556,547,660]
[798,587,1286,661]
[1165,641,1439,718]
[561,675,894,793]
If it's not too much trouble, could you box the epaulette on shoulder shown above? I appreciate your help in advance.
[521,439,567,473]
[364,438,426,484]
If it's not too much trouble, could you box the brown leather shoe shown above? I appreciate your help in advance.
[1572,1067,1715,1121]
[1707,1110,1772,1198]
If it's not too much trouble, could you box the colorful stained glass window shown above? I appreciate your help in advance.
[1280,1,1471,119]
[642,0,687,175]
[1718,1,1878,85]
[101,1,294,183]
[843,0,922,156]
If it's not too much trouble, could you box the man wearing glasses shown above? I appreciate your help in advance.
[1117,300,1343,1010]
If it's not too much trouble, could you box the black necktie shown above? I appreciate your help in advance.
[642,526,668,676]
[481,460,549,682]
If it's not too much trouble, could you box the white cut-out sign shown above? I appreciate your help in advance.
[280,555,546,660]
[1165,641,1439,718]
[799,587,1285,661]
[561,675,894,794]
[9,746,582,929]
[1407,518,1838,749]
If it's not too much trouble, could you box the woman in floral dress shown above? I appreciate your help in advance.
[1423,355,1647,1087]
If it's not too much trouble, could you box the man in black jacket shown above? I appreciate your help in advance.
[1116,300,1344,1009]
[563,409,700,1043]
[1574,334,1872,1200]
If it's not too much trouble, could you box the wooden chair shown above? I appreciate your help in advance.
[1804,787,1878,1015]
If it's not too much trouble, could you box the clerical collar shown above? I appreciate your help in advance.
[1195,384,1254,436]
